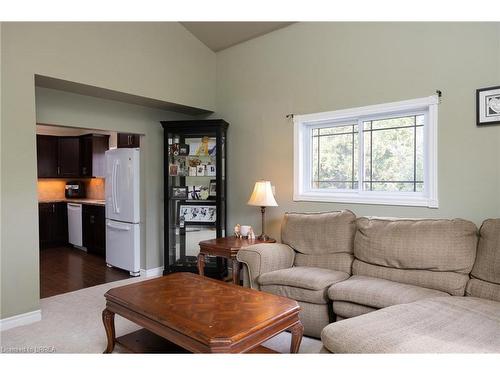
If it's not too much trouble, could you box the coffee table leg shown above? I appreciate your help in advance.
[197,253,206,276]
[102,308,116,353]
[232,259,240,285]
[289,321,304,353]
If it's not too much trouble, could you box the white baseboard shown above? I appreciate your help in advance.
[0,310,42,332]
[140,266,164,278]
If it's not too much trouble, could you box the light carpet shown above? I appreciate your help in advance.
[0,276,323,354]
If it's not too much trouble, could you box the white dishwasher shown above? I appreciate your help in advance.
[67,203,83,247]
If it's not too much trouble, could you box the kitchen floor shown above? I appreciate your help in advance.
[40,246,132,298]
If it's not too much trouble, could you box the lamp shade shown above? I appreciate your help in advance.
[247,180,278,207]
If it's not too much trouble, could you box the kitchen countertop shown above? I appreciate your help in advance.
[38,198,106,206]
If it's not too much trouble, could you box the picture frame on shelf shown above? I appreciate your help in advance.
[178,144,190,156]
[169,164,178,176]
[188,166,197,176]
[476,85,500,126]
[171,186,188,200]
[209,180,216,198]
[178,202,216,225]
[196,164,206,176]
[206,164,216,176]
[176,157,187,176]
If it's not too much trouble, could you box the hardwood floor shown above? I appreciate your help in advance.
[40,246,131,298]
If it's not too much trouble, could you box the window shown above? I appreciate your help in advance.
[294,96,438,207]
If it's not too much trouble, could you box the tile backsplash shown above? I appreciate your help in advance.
[37,178,105,200]
[86,178,105,199]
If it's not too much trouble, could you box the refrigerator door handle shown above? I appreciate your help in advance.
[112,160,120,214]
[114,160,120,213]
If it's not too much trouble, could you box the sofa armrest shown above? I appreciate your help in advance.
[236,243,295,289]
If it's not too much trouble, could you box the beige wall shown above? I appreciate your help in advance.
[0,22,215,319]
[215,22,500,238]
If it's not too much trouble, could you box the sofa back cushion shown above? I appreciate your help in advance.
[281,210,356,274]
[466,219,500,302]
[353,217,478,295]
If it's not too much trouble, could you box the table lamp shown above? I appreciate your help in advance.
[247,180,278,241]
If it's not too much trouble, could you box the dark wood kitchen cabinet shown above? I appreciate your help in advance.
[117,133,140,148]
[82,204,106,257]
[80,134,110,177]
[39,202,68,249]
[37,134,109,178]
[58,137,80,177]
[37,135,59,178]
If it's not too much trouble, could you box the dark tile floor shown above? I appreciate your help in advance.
[40,246,131,298]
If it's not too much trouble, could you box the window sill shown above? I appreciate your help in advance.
[293,192,438,208]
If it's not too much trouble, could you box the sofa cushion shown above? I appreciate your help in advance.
[332,301,376,319]
[466,278,500,303]
[259,266,349,290]
[328,275,448,309]
[352,260,470,296]
[467,219,500,302]
[321,296,500,353]
[293,253,354,275]
[353,217,478,295]
[261,284,329,304]
[282,210,356,273]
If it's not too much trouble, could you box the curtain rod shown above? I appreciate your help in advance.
[285,90,443,119]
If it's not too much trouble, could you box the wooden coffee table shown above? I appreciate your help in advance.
[102,273,304,353]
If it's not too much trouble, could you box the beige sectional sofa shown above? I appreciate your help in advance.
[236,211,500,352]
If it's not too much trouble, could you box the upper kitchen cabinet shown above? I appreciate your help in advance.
[37,134,109,178]
[117,133,140,148]
[58,137,80,177]
[37,135,59,178]
[80,134,110,177]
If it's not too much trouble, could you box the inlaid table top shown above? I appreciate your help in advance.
[103,272,303,353]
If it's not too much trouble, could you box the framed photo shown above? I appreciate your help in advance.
[188,166,197,176]
[169,164,178,176]
[171,186,188,199]
[206,164,216,177]
[178,202,216,225]
[176,157,186,176]
[209,180,216,197]
[477,85,500,126]
[196,164,206,176]
[178,144,190,156]
[169,143,179,156]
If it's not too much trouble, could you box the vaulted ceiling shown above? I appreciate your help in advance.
[181,22,294,52]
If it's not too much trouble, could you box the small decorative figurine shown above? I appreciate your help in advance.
[234,224,242,238]
[248,226,256,240]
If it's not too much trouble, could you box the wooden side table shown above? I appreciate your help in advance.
[197,236,276,284]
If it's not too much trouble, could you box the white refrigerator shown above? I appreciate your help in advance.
[105,148,141,276]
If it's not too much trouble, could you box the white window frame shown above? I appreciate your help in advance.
[293,95,439,208]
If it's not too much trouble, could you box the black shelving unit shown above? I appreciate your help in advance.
[160,119,228,277]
